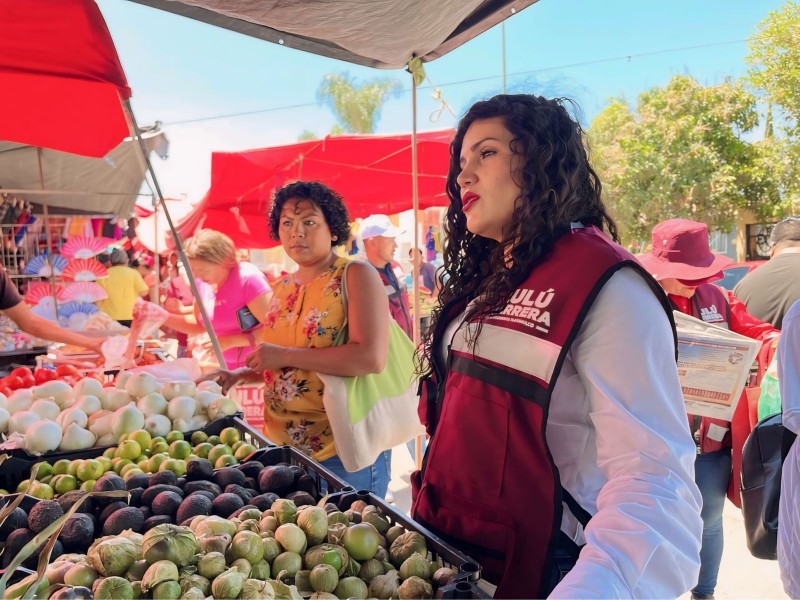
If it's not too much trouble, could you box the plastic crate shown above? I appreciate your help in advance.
[0,415,269,491]
[324,489,489,599]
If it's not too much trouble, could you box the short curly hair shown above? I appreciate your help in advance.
[269,181,351,247]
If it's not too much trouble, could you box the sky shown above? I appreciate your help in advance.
[97,0,788,204]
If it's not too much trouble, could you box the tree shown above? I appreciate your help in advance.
[589,75,780,243]
[297,130,318,141]
[746,1,800,211]
[317,73,402,134]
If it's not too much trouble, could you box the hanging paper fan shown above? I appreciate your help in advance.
[60,236,111,259]
[62,282,107,303]
[58,301,99,317]
[61,258,108,282]
[23,254,68,277]
[25,282,64,305]
[31,297,58,320]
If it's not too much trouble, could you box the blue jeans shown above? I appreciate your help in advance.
[692,448,732,597]
[319,450,391,498]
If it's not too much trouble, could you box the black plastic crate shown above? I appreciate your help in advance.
[0,415,269,491]
[324,489,489,599]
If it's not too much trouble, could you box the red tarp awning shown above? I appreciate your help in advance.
[178,130,454,248]
[0,0,132,158]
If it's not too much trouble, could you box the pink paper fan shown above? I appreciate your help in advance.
[60,236,112,259]
[25,282,64,305]
[62,281,107,303]
[61,258,109,282]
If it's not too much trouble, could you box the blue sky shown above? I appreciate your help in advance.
[98,0,787,202]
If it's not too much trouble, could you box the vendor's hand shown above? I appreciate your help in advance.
[197,368,248,395]
[203,335,234,353]
[245,342,290,372]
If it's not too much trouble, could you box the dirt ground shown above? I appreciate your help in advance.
[387,445,787,599]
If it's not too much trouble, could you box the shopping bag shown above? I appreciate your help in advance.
[758,353,782,421]
[319,262,424,472]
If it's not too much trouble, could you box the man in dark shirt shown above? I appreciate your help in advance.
[408,247,438,296]
[0,269,103,352]
[735,217,800,329]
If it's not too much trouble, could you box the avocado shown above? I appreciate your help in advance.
[128,487,144,508]
[141,484,184,506]
[184,480,221,496]
[186,459,214,482]
[144,514,174,530]
[230,505,259,519]
[0,507,28,541]
[58,513,94,552]
[224,484,254,504]
[140,506,152,520]
[296,474,318,497]
[125,473,151,491]
[23,538,63,569]
[245,477,258,491]
[149,470,179,488]
[211,493,243,518]
[213,467,246,490]
[57,490,93,515]
[28,499,64,533]
[286,491,315,507]
[237,461,264,480]
[258,465,294,496]
[93,473,125,505]
[99,501,129,523]
[2,528,34,567]
[186,490,216,503]
[175,493,212,525]
[251,493,279,510]
[288,465,305,484]
[152,491,183,516]
[102,506,145,535]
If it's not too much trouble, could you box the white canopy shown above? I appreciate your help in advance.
[0,128,168,216]
[125,0,538,69]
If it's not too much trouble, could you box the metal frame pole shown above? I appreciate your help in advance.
[410,69,424,470]
[125,100,227,369]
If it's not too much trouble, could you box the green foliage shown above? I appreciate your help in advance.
[317,73,402,134]
[297,130,318,141]
[589,75,780,242]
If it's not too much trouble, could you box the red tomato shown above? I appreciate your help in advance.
[56,364,80,378]
[3,375,24,390]
[10,367,33,380]
[34,368,58,384]
[0,384,11,396]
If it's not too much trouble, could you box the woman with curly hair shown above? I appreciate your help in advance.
[201,181,393,495]
[410,95,702,598]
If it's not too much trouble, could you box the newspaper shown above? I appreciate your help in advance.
[674,311,760,421]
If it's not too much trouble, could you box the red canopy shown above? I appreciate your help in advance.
[178,130,454,248]
[0,0,131,158]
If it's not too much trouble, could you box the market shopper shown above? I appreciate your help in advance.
[96,247,149,326]
[778,299,800,598]
[163,230,272,370]
[412,94,703,598]
[638,218,779,600]
[0,268,103,353]
[734,216,800,329]
[360,214,413,338]
[200,181,393,496]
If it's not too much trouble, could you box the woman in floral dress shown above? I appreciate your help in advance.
[201,181,392,495]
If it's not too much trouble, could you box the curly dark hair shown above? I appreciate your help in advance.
[269,181,351,247]
[419,94,618,370]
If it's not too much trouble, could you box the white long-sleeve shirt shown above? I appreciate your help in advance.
[778,299,800,598]
[546,267,703,598]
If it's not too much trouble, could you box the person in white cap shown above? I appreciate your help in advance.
[360,214,413,338]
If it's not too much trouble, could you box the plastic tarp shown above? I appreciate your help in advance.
[0,0,132,158]
[125,0,538,69]
[175,129,454,248]
[0,130,169,216]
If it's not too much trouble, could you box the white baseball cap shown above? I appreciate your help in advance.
[360,214,402,240]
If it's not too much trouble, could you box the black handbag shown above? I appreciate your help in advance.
[740,412,797,559]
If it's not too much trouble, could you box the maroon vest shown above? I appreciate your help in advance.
[412,226,674,598]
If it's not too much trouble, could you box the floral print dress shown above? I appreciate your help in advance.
[259,257,348,461]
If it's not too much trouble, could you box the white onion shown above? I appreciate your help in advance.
[125,372,162,398]
[9,410,38,435]
[30,399,60,421]
[144,414,171,438]
[102,388,132,412]
[73,395,102,415]
[162,381,197,400]
[111,404,145,438]
[167,395,196,422]
[7,389,34,414]
[26,420,62,455]
[137,392,167,416]
[57,407,88,431]
[59,423,96,451]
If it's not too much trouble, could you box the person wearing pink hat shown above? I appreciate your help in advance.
[640,218,779,600]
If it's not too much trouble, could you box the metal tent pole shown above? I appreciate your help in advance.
[409,65,423,470]
[125,100,227,369]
